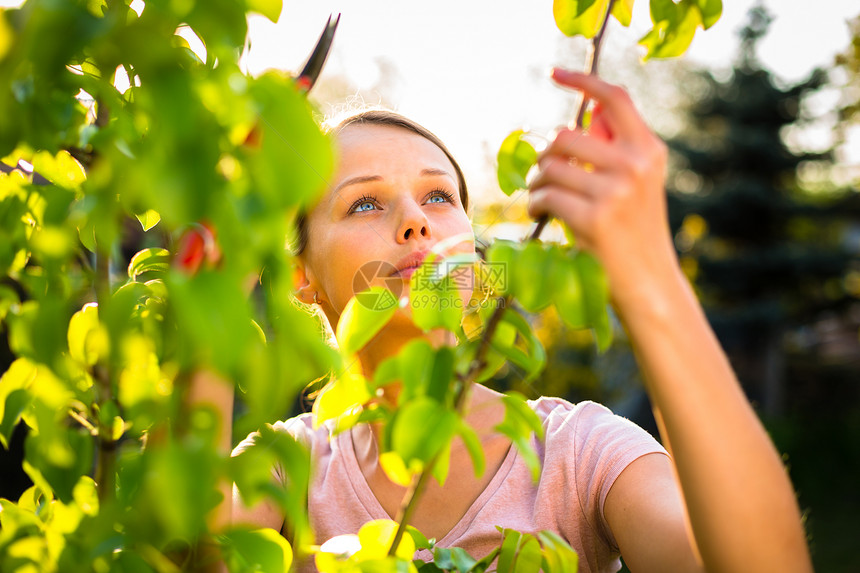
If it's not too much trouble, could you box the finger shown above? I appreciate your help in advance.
[531,156,606,198]
[551,68,650,143]
[539,128,624,171]
[527,186,596,245]
[588,103,613,141]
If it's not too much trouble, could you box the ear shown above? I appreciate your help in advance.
[292,258,319,304]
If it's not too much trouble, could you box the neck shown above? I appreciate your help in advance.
[355,321,457,403]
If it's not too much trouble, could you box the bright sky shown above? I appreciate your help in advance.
[243,1,860,201]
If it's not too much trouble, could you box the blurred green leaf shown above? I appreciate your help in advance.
[221,527,293,573]
[336,286,398,355]
[456,419,486,478]
[391,397,458,467]
[497,130,537,196]
[554,0,609,38]
[495,393,543,483]
[550,248,586,329]
[697,0,722,29]
[0,359,37,448]
[575,251,612,351]
[247,0,283,22]
[611,0,635,27]
[127,248,170,281]
[537,531,579,573]
[640,0,712,59]
[67,303,108,366]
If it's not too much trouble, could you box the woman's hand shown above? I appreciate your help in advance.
[528,68,681,313]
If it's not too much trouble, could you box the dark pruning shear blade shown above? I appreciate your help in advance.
[295,13,340,93]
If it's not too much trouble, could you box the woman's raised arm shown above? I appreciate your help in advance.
[528,68,812,573]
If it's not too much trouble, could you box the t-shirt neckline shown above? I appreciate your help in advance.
[338,421,521,547]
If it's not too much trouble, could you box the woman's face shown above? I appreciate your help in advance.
[299,123,474,328]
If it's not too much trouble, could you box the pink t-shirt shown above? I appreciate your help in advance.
[236,397,668,573]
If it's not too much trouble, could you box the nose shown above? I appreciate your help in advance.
[396,200,430,243]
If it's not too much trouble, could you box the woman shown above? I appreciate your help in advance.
[210,69,812,573]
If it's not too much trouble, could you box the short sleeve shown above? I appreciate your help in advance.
[538,399,668,550]
[232,413,319,485]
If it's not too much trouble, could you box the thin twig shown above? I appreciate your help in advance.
[388,1,617,555]
[530,0,616,242]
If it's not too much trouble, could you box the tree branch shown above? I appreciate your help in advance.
[388,1,617,556]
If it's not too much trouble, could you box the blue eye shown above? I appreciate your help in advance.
[349,194,380,214]
[426,189,455,204]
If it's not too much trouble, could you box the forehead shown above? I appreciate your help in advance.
[334,123,456,177]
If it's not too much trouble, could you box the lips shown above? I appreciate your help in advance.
[390,249,430,279]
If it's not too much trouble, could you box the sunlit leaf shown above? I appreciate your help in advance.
[134,209,161,231]
[0,358,37,448]
[30,150,86,191]
[67,303,108,366]
[611,0,635,27]
[497,130,537,195]
[537,531,579,573]
[356,519,415,561]
[221,528,293,573]
[247,0,282,22]
[127,248,170,280]
[697,0,722,29]
[336,287,398,355]
[312,373,372,427]
[639,0,706,60]
[410,255,464,333]
[495,393,543,482]
[379,451,420,487]
[553,0,609,38]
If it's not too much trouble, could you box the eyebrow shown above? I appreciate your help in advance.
[330,169,455,200]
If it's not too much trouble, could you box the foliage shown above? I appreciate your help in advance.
[0,1,719,573]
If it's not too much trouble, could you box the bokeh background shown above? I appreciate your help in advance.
[1,1,859,571]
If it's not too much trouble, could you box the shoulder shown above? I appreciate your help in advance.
[232,412,333,456]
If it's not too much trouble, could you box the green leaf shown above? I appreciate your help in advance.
[498,309,546,382]
[433,547,478,572]
[611,0,635,27]
[485,240,518,296]
[513,241,553,313]
[550,247,586,329]
[426,345,455,404]
[497,130,537,196]
[391,397,458,467]
[313,373,372,427]
[221,528,293,573]
[336,286,398,355]
[639,0,704,59]
[134,209,161,232]
[496,529,522,573]
[553,0,610,39]
[495,393,543,483]
[575,251,612,352]
[696,0,722,29]
[0,359,37,448]
[67,303,107,366]
[410,256,464,333]
[537,531,579,573]
[247,0,283,22]
[30,150,86,191]
[457,419,486,478]
[127,248,170,280]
